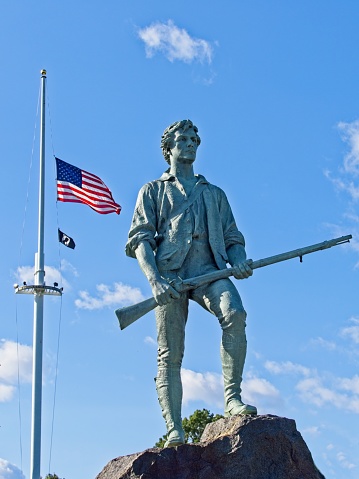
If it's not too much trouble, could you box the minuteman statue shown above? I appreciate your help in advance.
[125,120,256,447]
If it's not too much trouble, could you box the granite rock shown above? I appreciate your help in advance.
[95,415,325,479]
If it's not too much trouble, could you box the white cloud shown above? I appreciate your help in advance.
[14,260,77,291]
[309,336,337,351]
[325,169,359,203]
[296,376,359,413]
[144,336,156,346]
[324,120,359,261]
[0,459,25,479]
[60,259,79,277]
[181,368,223,407]
[138,20,213,64]
[244,376,280,398]
[265,360,311,377]
[0,384,15,403]
[325,120,359,202]
[181,368,280,411]
[296,377,345,407]
[338,120,359,176]
[341,317,359,344]
[337,451,356,470]
[75,282,144,310]
[0,340,32,402]
[241,374,282,412]
[337,375,359,395]
[265,357,359,413]
[302,425,321,436]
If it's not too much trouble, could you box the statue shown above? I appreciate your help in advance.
[125,120,257,448]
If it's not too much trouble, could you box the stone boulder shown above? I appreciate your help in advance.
[95,414,325,479]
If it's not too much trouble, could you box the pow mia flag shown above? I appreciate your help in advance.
[58,229,75,249]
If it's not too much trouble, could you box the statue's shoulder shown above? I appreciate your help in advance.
[139,178,162,192]
[204,180,228,198]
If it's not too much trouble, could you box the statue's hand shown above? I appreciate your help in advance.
[232,260,253,280]
[149,277,181,306]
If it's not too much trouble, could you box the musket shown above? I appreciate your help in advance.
[115,234,352,330]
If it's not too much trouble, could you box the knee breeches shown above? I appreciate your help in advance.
[156,278,246,369]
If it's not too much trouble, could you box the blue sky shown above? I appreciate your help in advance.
[1,1,359,478]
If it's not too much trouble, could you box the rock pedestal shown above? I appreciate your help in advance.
[95,414,325,479]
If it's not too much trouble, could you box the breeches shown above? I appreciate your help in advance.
[155,277,247,369]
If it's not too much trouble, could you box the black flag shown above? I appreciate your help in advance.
[58,229,75,249]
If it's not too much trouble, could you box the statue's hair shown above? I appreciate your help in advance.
[160,119,201,164]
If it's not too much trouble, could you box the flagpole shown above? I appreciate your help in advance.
[29,68,47,479]
[15,69,62,479]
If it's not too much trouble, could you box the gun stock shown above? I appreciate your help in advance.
[116,297,157,330]
[115,234,352,330]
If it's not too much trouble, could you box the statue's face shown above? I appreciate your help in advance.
[169,127,199,165]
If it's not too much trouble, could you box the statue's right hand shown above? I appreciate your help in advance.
[149,277,181,306]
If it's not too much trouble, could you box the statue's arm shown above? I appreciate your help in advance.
[135,241,180,306]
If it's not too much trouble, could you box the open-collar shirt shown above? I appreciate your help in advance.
[126,171,245,272]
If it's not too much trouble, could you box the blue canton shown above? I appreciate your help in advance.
[57,159,82,187]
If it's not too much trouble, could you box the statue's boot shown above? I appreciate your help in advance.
[221,330,257,417]
[155,367,185,447]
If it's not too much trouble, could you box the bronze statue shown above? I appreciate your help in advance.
[125,119,257,447]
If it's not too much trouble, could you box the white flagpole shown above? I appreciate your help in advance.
[29,68,47,479]
[15,69,62,479]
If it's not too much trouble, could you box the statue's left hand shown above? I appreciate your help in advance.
[232,260,253,280]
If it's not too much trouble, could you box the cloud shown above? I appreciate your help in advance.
[0,340,32,402]
[75,282,144,310]
[0,384,15,403]
[325,170,359,201]
[244,376,280,399]
[338,120,359,176]
[265,358,359,413]
[60,259,79,277]
[14,260,77,291]
[296,377,344,407]
[0,459,25,479]
[265,360,311,377]
[138,20,213,64]
[296,376,359,413]
[337,375,359,395]
[144,336,156,346]
[309,337,337,351]
[324,120,359,263]
[181,368,223,407]
[325,119,359,202]
[302,425,321,436]
[341,317,359,344]
[181,368,280,411]
[336,451,356,470]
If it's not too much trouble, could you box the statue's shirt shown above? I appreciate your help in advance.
[126,171,245,272]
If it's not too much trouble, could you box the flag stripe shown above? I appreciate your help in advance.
[56,158,121,215]
[57,183,118,207]
[57,186,119,213]
[58,181,115,202]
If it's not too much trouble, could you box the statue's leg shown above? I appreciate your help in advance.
[155,294,188,447]
[192,279,257,417]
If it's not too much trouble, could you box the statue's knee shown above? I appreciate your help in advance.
[157,347,183,369]
[220,309,247,333]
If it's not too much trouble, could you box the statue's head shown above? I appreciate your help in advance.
[161,119,201,164]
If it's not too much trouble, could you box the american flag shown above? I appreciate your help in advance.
[56,158,121,215]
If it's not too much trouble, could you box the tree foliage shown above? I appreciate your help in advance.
[155,408,223,447]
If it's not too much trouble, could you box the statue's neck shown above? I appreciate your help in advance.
[169,162,195,181]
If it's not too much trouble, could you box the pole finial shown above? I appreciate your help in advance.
[40,69,47,77]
